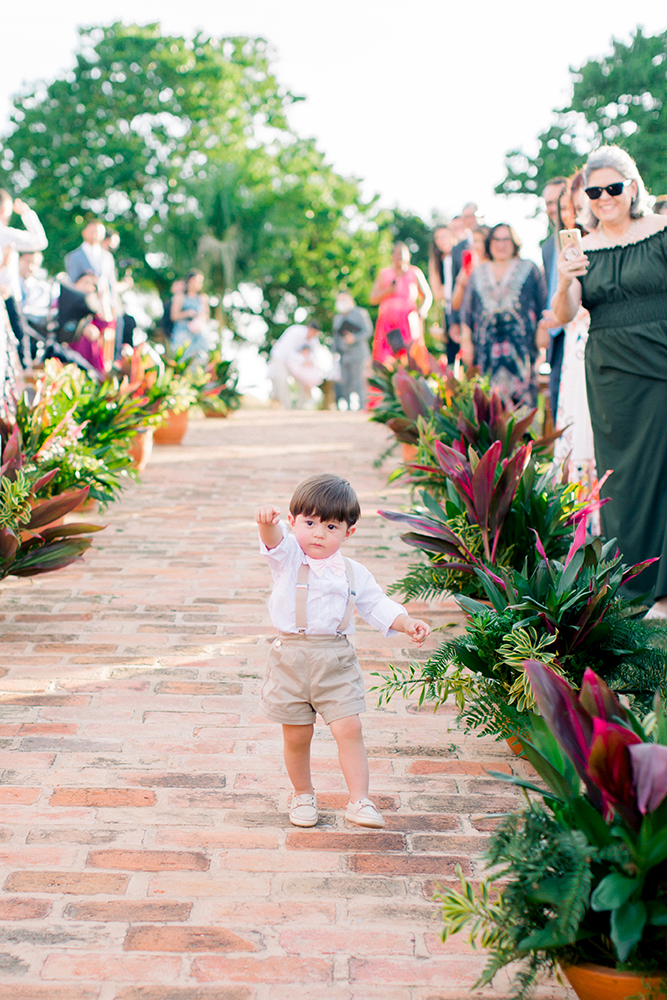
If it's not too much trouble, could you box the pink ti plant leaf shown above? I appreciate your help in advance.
[564,516,587,569]
[488,443,531,562]
[531,529,550,565]
[579,667,628,725]
[628,744,667,815]
[524,660,595,786]
[585,718,643,829]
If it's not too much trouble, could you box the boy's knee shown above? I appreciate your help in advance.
[331,714,362,741]
[282,723,313,748]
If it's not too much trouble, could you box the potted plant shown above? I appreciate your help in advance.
[189,350,242,418]
[143,344,198,445]
[436,660,667,999]
[374,529,667,744]
[0,428,103,581]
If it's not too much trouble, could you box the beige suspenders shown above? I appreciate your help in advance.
[294,559,356,634]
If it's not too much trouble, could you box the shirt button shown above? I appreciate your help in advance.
[275,640,282,647]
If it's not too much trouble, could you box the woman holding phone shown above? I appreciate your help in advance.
[552,145,667,616]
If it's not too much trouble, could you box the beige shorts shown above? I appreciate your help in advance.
[259,632,367,726]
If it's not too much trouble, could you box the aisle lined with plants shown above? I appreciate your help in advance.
[370,354,667,999]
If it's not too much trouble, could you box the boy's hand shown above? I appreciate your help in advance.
[392,614,431,646]
[255,505,281,525]
[255,505,283,551]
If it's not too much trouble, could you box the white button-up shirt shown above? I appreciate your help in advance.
[260,521,405,637]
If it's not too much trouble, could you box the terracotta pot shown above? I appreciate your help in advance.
[153,409,189,446]
[203,408,229,419]
[505,735,525,756]
[401,443,418,463]
[562,962,667,1000]
[128,428,154,470]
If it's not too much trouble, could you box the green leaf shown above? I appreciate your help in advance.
[591,873,640,912]
[610,899,647,962]
[646,901,667,926]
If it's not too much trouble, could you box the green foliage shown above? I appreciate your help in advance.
[0,22,397,348]
[497,27,667,198]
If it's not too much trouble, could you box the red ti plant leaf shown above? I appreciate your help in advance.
[470,440,503,560]
[621,556,660,585]
[524,659,601,808]
[394,369,433,423]
[488,443,531,562]
[586,717,642,829]
[564,516,587,569]
[508,408,538,452]
[0,526,19,564]
[31,468,58,496]
[0,427,23,480]
[433,442,476,521]
[26,487,89,530]
[629,743,667,815]
[579,667,628,725]
[531,529,550,565]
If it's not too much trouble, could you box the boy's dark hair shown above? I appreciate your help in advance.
[290,474,360,527]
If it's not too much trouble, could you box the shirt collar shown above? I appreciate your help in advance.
[304,551,346,577]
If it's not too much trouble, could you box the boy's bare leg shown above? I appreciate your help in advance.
[282,723,314,795]
[329,714,369,802]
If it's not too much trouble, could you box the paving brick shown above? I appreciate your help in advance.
[0,787,40,804]
[286,830,406,852]
[0,898,52,919]
[50,788,157,807]
[154,682,242,696]
[64,900,192,922]
[125,773,227,788]
[279,926,415,955]
[124,925,259,952]
[41,952,182,980]
[0,990,98,1000]
[87,849,210,871]
[4,871,129,894]
[192,955,332,984]
[349,854,472,877]
[114,989,252,1000]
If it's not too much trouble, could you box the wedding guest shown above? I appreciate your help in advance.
[369,242,432,369]
[170,269,210,361]
[459,223,546,407]
[0,190,48,367]
[332,291,372,410]
[552,145,667,614]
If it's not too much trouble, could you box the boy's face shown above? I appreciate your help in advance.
[288,513,355,560]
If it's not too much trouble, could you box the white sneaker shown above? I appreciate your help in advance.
[345,798,385,828]
[289,792,318,827]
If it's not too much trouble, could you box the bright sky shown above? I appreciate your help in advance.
[3,1,667,263]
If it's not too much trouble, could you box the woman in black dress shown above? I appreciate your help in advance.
[552,145,667,616]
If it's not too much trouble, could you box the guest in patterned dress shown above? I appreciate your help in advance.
[459,223,547,408]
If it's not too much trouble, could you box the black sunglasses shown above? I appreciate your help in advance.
[584,179,634,200]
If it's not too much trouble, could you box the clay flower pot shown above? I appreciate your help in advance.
[562,962,667,1000]
[128,428,154,470]
[401,442,418,463]
[505,735,525,756]
[153,409,189,446]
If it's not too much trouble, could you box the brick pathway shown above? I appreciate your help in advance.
[0,406,572,1000]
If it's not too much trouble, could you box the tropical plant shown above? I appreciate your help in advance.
[11,362,141,507]
[374,530,667,741]
[0,428,103,580]
[185,349,241,417]
[379,438,593,602]
[436,661,667,998]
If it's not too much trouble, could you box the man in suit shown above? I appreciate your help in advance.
[65,219,116,365]
[540,178,567,419]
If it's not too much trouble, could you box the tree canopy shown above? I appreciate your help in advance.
[0,22,395,348]
[496,27,667,199]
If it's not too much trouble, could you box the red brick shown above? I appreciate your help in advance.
[383,814,461,832]
[87,849,209,871]
[318,792,398,811]
[125,773,226,788]
[407,759,512,775]
[0,694,91,706]
[192,956,332,984]
[50,788,157,807]
[125,925,258,952]
[115,989,252,1000]
[155,681,242,696]
[349,854,471,876]
[279,927,414,955]
[349,955,487,986]
[0,897,51,919]
[41,953,181,981]
[286,831,406,852]
[0,990,98,1000]
[19,723,79,734]
[64,900,192,921]
[0,787,40,804]
[4,871,129,894]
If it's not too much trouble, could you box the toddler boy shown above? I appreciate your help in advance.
[256,473,430,829]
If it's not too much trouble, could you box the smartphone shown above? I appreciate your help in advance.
[461,249,474,275]
[559,229,583,261]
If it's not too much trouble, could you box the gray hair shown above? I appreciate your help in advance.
[582,145,650,229]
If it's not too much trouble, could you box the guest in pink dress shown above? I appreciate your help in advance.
[370,242,432,367]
